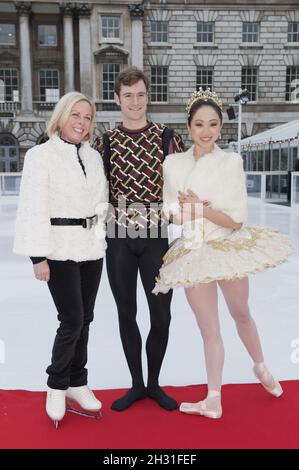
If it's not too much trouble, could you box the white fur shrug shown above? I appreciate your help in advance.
[163,144,248,245]
[14,135,108,262]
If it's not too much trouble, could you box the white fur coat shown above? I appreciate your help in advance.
[14,135,108,261]
[163,144,248,244]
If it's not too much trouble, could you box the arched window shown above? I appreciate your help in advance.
[0,134,19,172]
[37,133,48,145]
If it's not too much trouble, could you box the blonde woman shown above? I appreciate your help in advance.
[14,92,108,428]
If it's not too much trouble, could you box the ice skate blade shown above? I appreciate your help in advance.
[66,404,102,419]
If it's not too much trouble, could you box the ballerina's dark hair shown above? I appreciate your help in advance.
[188,100,223,126]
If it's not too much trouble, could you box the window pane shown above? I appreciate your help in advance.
[196,67,213,90]
[241,67,258,101]
[242,22,259,42]
[150,66,168,102]
[101,16,120,39]
[0,135,18,173]
[39,69,59,101]
[197,22,214,43]
[0,68,19,101]
[288,22,299,42]
[102,63,120,100]
[9,147,16,158]
[0,136,15,146]
[285,66,299,101]
[0,24,16,45]
[38,25,57,46]
[151,21,168,42]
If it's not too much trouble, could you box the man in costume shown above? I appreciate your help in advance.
[94,67,185,411]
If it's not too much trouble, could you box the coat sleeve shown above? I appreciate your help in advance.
[162,156,180,220]
[220,154,248,224]
[13,147,54,257]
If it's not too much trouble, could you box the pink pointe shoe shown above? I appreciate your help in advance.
[253,362,283,398]
[179,390,222,419]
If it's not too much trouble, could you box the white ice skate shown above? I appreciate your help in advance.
[46,388,66,429]
[66,385,102,419]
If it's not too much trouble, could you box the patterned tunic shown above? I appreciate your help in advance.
[94,122,185,229]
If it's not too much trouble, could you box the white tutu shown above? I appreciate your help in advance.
[153,225,294,294]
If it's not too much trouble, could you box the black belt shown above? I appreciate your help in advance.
[50,215,98,230]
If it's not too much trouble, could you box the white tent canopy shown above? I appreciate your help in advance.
[238,120,299,147]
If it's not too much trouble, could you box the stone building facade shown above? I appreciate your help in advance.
[0,0,299,170]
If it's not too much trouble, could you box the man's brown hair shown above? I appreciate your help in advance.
[114,67,150,97]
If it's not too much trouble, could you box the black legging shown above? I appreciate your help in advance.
[106,234,172,388]
[46,259,103,390]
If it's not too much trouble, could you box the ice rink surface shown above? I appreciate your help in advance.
[0,196,298,391]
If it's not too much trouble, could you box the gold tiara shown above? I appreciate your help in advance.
[186,88,223,115]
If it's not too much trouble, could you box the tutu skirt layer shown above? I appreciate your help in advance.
[153,226,293,294]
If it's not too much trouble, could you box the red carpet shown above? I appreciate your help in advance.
[0,381,298,449]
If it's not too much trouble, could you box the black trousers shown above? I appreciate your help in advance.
[106,232,172,388]
[46,259,103,390]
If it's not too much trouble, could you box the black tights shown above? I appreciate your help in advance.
[106,235,172,389]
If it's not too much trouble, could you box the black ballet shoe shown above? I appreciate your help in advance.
[147,385,178,410]
[111,387,147,411]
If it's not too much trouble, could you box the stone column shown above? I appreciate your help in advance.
[60,3,75,93]
[15,2,33,113]
[129,5,144,70]
[78,3,92,96]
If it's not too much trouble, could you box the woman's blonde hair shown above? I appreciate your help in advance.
[46,91,96,142]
